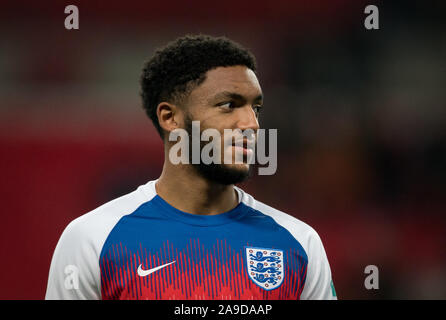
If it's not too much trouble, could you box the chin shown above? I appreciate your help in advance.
[194,162,252,185]
[225,163,250,174]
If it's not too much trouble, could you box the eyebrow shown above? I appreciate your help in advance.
[211,91,263,103]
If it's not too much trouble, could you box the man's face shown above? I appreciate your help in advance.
[182,65,263,185]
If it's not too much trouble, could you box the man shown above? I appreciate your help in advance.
[45,35,336,300]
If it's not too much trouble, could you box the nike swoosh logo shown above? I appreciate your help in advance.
[137,261,176,277]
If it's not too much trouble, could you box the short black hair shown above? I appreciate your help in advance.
[140,34,257,138]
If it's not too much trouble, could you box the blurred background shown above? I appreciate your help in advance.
[1,0,445,299]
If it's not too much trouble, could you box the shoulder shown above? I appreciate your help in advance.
[46,180,157,299]
[58,180,157,253]
[235,187,336,300]
[235,186,323,254]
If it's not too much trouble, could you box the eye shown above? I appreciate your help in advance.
[217,101,235,111]
[253,105,263,117]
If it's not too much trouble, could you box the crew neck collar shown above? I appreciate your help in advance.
[149,187,249,227]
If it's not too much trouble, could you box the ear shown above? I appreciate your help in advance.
[156,102,181,135]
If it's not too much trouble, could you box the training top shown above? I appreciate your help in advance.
[45,180,336,300]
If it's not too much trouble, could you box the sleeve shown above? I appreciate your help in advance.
[300,230,337,300]
[45,219,102,300]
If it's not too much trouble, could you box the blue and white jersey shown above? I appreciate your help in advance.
[45,180,336,300]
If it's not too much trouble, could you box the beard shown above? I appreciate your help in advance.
[184,113,253,185]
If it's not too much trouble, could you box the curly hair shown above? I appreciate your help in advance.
[140,34,257,138]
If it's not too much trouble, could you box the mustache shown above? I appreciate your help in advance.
[231,136,256,145]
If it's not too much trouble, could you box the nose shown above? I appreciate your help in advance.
[236,105,260,132]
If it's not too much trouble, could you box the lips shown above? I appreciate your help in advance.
[232,139,255,157]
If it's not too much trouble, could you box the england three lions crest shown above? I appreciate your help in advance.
[245,247,284,290]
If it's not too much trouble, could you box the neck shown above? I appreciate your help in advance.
[155,159,239,216]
